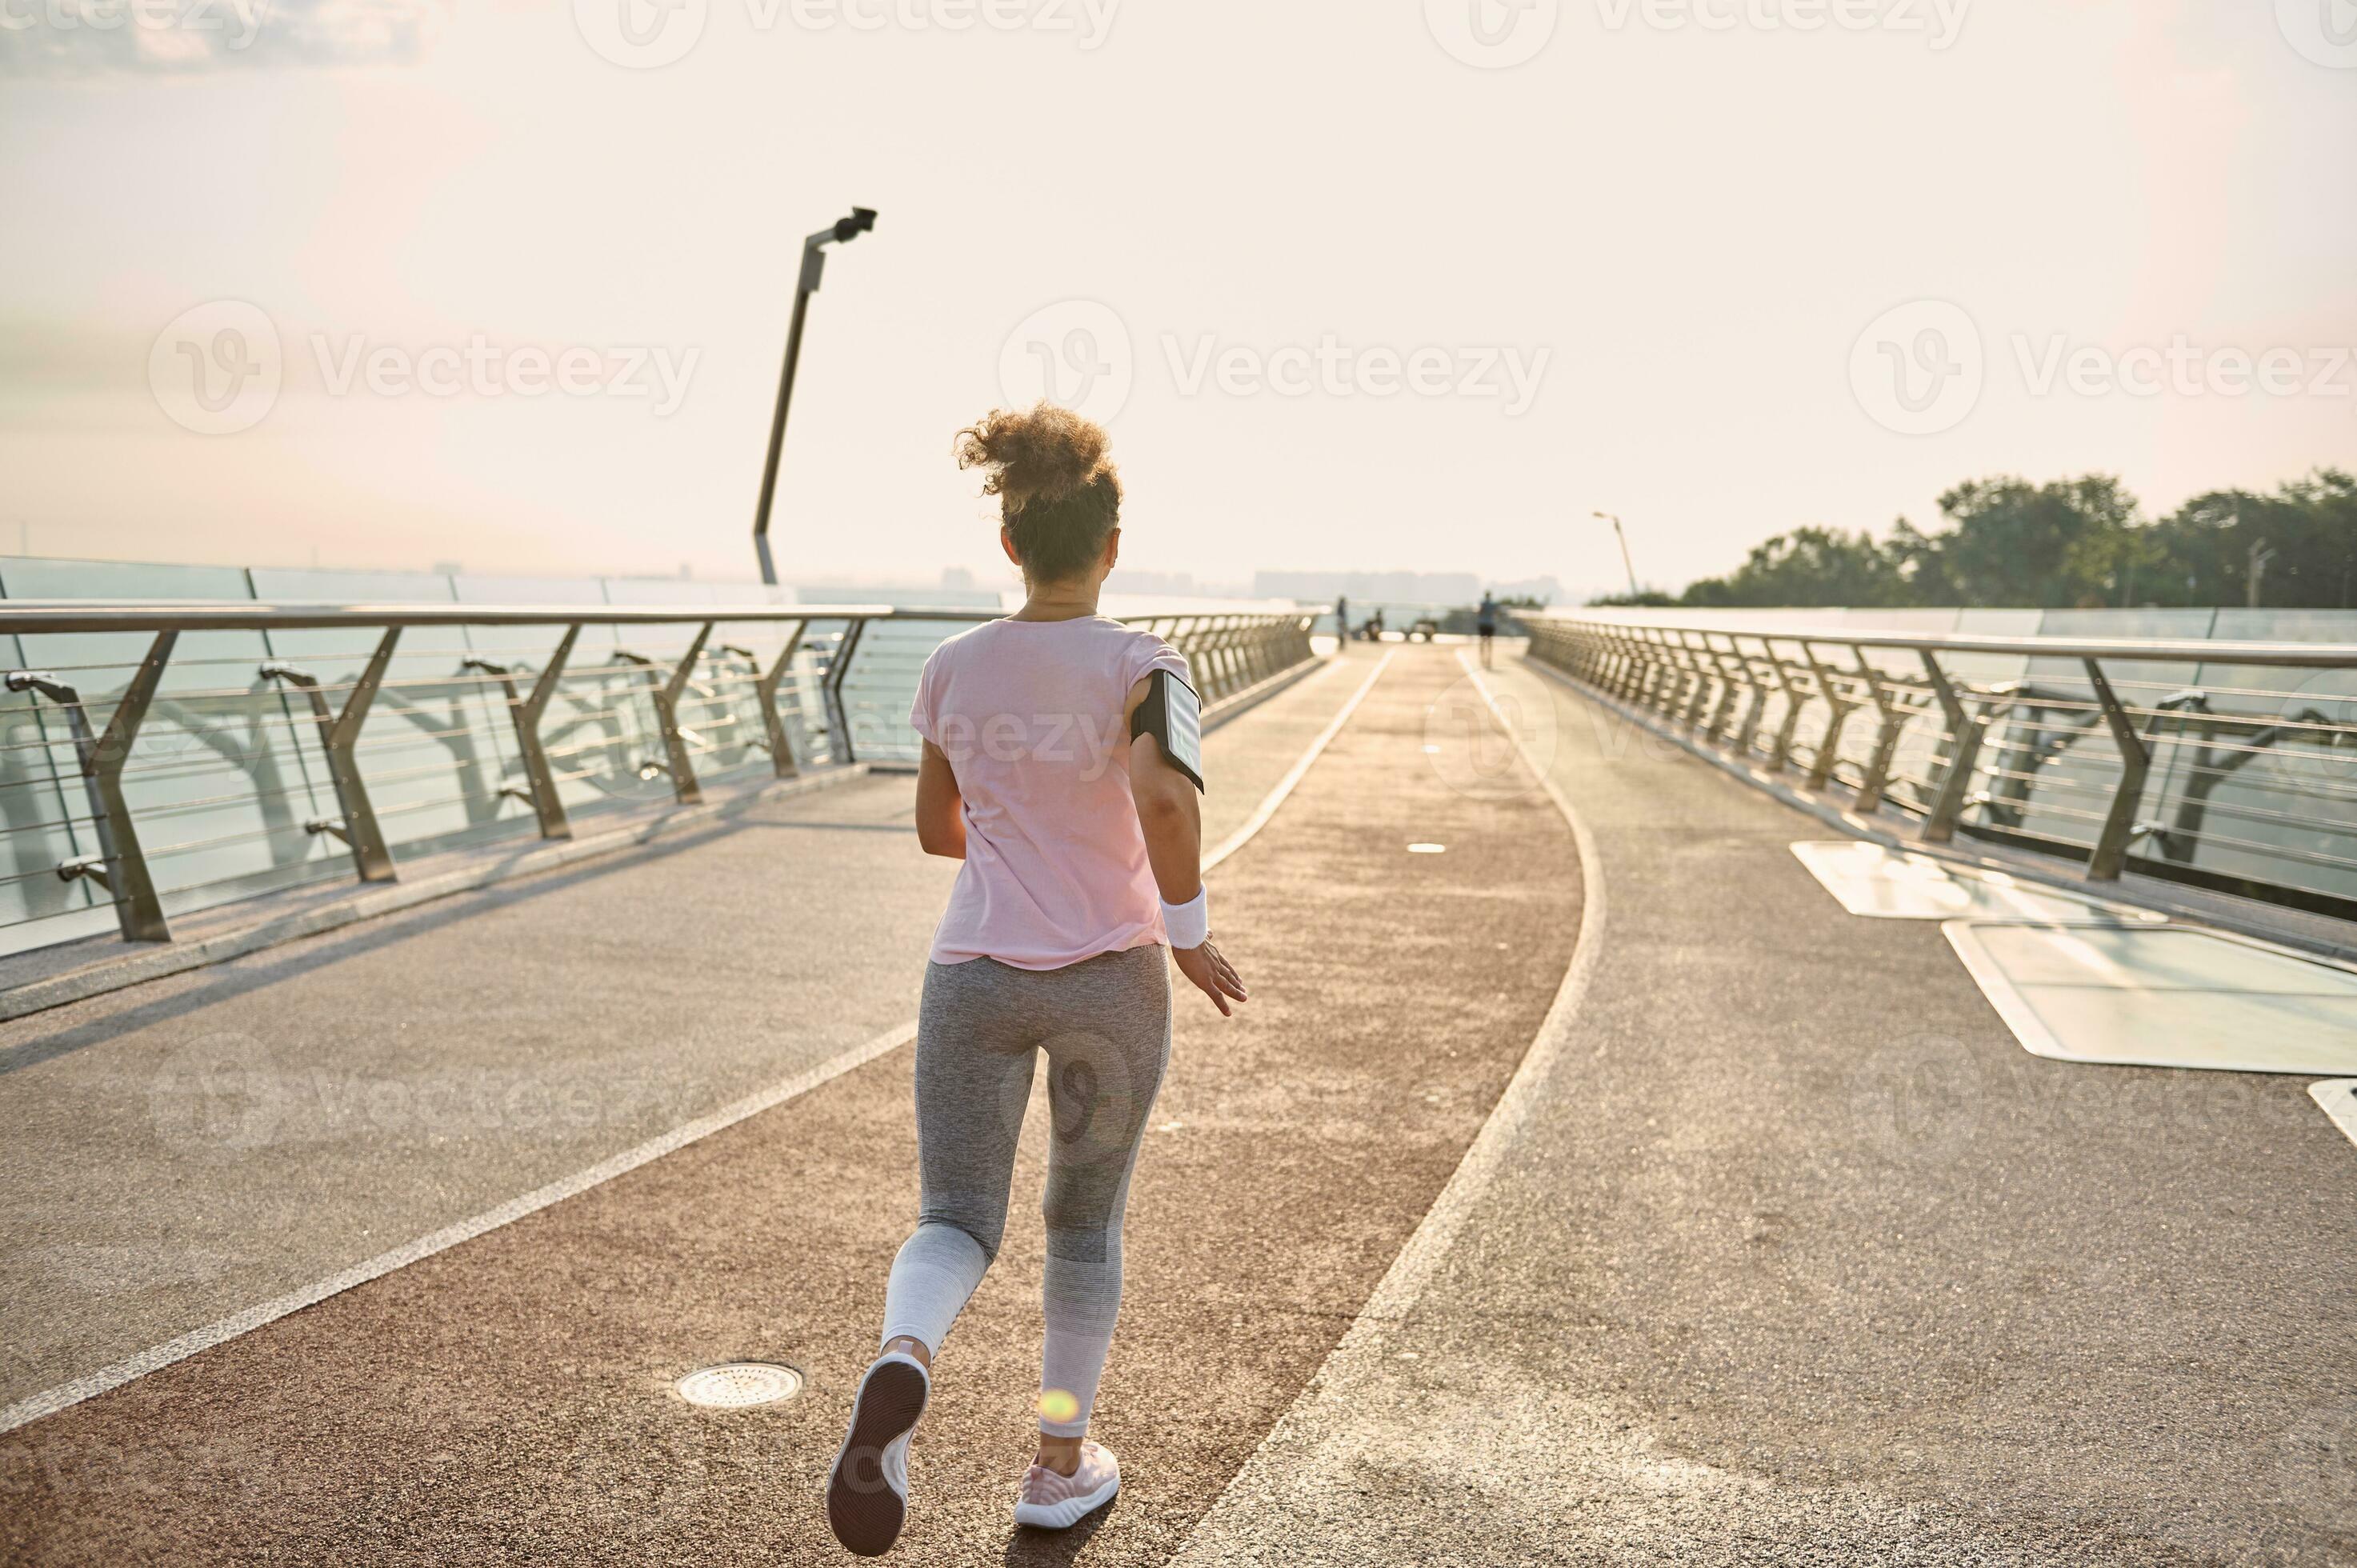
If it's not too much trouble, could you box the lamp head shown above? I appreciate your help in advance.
[834,206,878,242]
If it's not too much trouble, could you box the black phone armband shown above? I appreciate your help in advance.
[1130,669,1204,792]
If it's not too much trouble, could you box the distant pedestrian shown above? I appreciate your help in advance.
[825,403,1248,1557]
[1477,591,1499,668]
[1334,594,1349,644]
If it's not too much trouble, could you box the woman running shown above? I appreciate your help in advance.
[826,402,1249,1556]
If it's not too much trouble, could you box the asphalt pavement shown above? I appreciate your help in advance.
[1174,653,2357,1567]
[0,651,1367,1418]
[3,642,2349,1566]
[0,642,1585,1566]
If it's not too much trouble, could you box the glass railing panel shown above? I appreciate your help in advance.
[836,618,973,765]
[0,559,342,942]
[246,569,499,865]
[2173,610,2357,904]
[601,582,788,792]
[0,626,112,955]
[449,576,658,829]
[1978,610,2215,850]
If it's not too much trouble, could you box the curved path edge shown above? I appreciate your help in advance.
[1170,650,1605,1562]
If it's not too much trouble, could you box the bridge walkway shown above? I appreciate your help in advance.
[2,644,2351,1565]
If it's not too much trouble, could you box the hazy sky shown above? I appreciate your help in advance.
[2,0,2351,600]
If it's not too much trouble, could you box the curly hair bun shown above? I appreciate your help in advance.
[954,402,1114,509]
[953,402,1126,582]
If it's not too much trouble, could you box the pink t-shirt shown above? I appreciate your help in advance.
[910,615,1191,970]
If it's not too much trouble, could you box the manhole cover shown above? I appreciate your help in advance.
[675,1362,804,1409]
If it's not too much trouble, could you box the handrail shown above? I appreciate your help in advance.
[1525,612,2357,918]
[1531,610,2357,670]
[0,600,1327,956]
[0,601,899,634]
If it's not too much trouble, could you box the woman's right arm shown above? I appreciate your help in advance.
[1127,676,1248,1016]
[914,741,966,859]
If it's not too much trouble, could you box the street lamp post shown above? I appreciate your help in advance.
[752,206,878,586]
[1593,510,1639,599]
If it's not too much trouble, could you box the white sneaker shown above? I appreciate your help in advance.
[1012,1440,1120,1530]
[826,1352,930,1557]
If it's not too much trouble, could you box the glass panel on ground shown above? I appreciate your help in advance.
[1788,841,2156,922]
[1943,921,2357,1074]
[2309,1080,2357,1152]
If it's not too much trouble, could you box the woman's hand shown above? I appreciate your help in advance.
[1173,938,1248,1016]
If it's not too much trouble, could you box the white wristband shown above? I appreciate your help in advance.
[1160,886,1210,949]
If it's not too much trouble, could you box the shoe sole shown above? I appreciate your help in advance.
[1012,1474,1119,1530]
[826,1359,929,1558]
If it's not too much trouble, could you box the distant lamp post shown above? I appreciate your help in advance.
[752,206,878,586]
[2247,536,2278,610]
[1592,510,1639,599]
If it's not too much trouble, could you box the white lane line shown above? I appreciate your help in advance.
[1170,650,1606,1562]
[1203,650,1395,872]
[1349,654,1607,1278]
[2,650,1393,1437]
[0,1019,915,1435]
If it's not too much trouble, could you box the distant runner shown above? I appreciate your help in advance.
[825,402,1248,1557]
[1477,590,1499,668]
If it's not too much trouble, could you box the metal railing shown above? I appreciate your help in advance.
[0,602,1320,955]
[1524,614,2357,918]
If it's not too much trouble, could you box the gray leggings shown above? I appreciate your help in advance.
[880,945,1171,1438]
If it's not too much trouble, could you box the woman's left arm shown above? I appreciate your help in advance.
[914,741,966,859]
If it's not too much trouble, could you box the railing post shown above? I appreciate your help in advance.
[1679,634,1714,728]
[1762,639,1806,774]
[653,622,714,804]
[1919,650,1988,844]
[1732,638,1771,757]
[1852,646,1905,813]
[822,618,865,766]
[479,624,579,839]
[1799,642,1857,792]
[1208,619,1239,699]
[2082,657,2153,882]
[1192,619,1220,699]
[753,621,808,778]
[1704,638,1742,740]
[7,630,178,942]
[1637,630,1670,710]
[1631,630,1660,710]
[261,626,401,883]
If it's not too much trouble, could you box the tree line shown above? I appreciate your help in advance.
[1592,468,2356,612]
